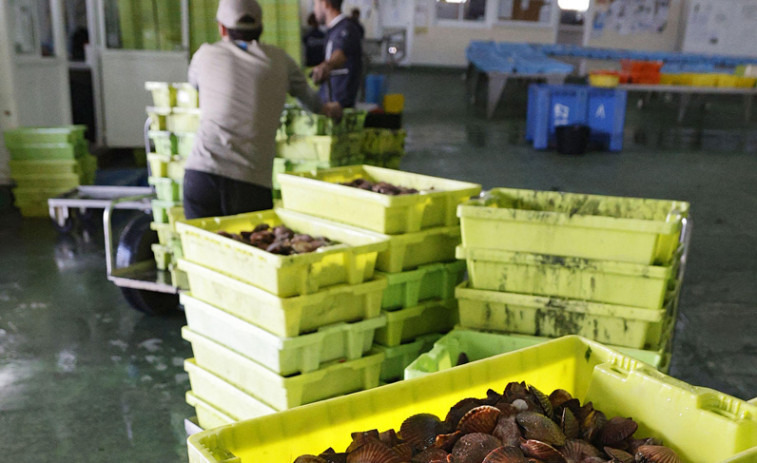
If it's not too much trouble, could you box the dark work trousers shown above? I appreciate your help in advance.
[183,169,273,219]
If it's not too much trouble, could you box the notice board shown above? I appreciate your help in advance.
[682,0,757,57]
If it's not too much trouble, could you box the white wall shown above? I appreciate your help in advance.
[0,1,18,185]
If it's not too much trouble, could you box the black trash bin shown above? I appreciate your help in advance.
[555,124,590,155]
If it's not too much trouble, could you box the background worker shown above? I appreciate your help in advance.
[311,0,363,108]
[183,0,342,220]
[302,12,325,67]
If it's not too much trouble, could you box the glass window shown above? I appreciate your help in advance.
[11,0,57,57]
[435,0,486,23]
[497,0,554,23]
[104,0,184,51]
[37,0,55,57]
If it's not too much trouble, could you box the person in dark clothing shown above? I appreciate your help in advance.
[302,13,325,67]
[350,8,365,39]
[311,0,363,108]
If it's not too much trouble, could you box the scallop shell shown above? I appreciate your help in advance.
[548,389,573,410]
[433,431,462,452]
[635,445,682,463]
[516,412,566,447]
[346,442,402,463]
[485,389,503,405]
[628,438,662,454]
[528,385,553,418]
[401,414,445,451]
[393,442,414,461]
[379,429,401,448]
[554,399,582,420]
[492,416,521,447]
[559,439,601,462]
[294,455,328,463]
[494,402,520,417]
[446,398,485,429]
[504,382,530,402]
[347,431,381,453]
[412,447,449,463]
[450,433,502,463]
[604,447,634,463]
[319,449,348,463]
[482,447,528,463]
[580,409,607,444]
[458,406,502,435]
[560,408,579,440]
[598,417,637,447]
[519,439,566,463]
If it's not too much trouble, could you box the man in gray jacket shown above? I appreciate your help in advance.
[183,0,341,219]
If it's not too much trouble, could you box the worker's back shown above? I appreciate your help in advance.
[186,40,294,188]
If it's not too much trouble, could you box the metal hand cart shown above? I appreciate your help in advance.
[47,119,180,315]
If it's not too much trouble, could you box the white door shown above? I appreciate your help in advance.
[6,0,71,127]
[89,0,190,148]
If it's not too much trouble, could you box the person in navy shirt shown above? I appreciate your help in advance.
[311,0,363,108]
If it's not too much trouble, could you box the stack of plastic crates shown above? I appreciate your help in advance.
[449,188,690,374]
[277,165,482,383]
[145,82,199,289]
[174,208,394,430]
[3,125,96,217]
[361,128,407,170]
[273,107,368,202]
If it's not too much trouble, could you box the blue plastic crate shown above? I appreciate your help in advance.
[527,84,627,152]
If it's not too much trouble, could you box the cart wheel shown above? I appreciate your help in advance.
[52,211,78,234]
[116,212,179,316]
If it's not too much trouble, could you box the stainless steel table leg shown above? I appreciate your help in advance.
[487,73,508,119]
[678,93,691,123]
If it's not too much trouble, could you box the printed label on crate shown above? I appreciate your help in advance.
[554,103,570,125]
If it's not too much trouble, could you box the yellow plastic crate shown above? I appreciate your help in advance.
[457,246,675,309]
[170,264,190,290]
[3,124,86,147]
[146,106,170,131]
[374,299,458,347]
[378,260,465,310]
[458,188,688,265]
[175,131,197,157]
[279,165,481,234]
[150,222,179,245]
[374,334,441,383]
[181,293,386,375]
[168,108,201,132]
[184,330,385,411]
[455,282,670,349]
[145,81,176,108]
[177,259,386,337]
[9,159,79,176]
[737,77,757,88]
[375,226,461,273]
[152,199,181,224]
[15,200,50,218]
[589,74,620,88]
[717,74,741,88]
[276,134,353,161]
[185,359,277,422]
[689,73,718,87]
[187,336,757,463]
[174,82,199,108]
[151,243,173,270]
[12,173,80,190]
[361,129,406,156]
[148,131,177,156]
[186,391,235,430]
[175,209,389,297]
[147,153,185,180]
[404,328,673,380]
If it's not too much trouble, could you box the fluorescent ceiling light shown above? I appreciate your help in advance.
[558,0,590,11]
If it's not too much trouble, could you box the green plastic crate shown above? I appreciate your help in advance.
[375,226,461,273]
[377,260,465,310]
[374,334,441,383]
[15,200,49,218]
[146,106,170,131]
[459,189,689,265]
[404,328,673,381]
[184,330,385,411]
[79,154,97,185]
[181,293,386,376]
[170,264,190,290]
[362,129,406,155]
[147,153,184,179]
[187,336,757,463]
[175,209,389,297]
[278,165,482,234]
[149,176,183,201]
[12,173,81,189]
[185,359,277,422]
[174,83,199,108]
[152,199,181,224]
[374,299,458,347]
[282,108,366,136]
[455,282,672,350]
[152,243,173,270]
[9,159,78,176]
[7,141,87,161]
[175,131,197,157]
[149,131,178,156]
[168,108,201,132]
[276,135,353,162]
[178,259,386,337]
[3,125,86,147]
[145,81,176,108]
[150,222,179,245]
[186,391,236,430]
[12,187,74,203]
[457,246,677,310]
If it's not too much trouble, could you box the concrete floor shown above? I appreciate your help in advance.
[0,68,756,461]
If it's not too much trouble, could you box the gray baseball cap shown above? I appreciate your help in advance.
[216,0,263,30]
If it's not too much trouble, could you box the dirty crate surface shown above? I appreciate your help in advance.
[279,165,482,234]
[176,209,388,297]
[458,188,689,265]
[187,336,757,463]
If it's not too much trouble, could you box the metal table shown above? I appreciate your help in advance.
[617,84,757,123]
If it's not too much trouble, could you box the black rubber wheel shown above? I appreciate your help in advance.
[116,212,179,316]
[52,210,78,234]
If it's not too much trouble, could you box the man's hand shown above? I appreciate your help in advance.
[311,62,331,84]
[322,102,343,120]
